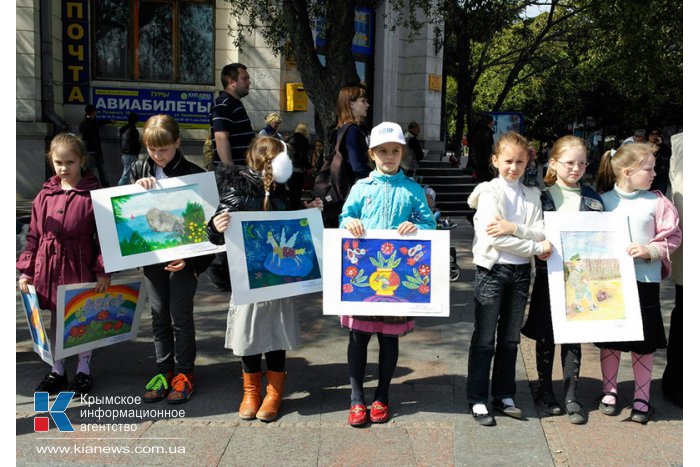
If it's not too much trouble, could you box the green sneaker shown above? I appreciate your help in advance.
[144,371,173,403]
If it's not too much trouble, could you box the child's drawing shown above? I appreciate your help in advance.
[242,218,321,289]
[111,185,207,256]
[561,231,624,321]
[55,280,146,360]
[225,209,324,306]
[20,285,53,364]
[340,238,433,304]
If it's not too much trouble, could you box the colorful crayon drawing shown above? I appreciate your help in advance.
[561,231,625,321]
[340,238,432,303]
[20,286,53,364]
[55,280,146,360]
[111,184,207,256]
[241,218,321,289]
[91,172,224,272]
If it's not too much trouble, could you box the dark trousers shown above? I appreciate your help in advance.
[535,340,581,402]
[86,151,110,187]
[348,331,399,405]
[662,284,682,405]
[143,264,199,374]
[467,264,531,404]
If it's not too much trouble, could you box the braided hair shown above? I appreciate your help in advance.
[245,136,286,211]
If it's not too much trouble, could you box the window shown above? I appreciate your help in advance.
[93,0,214,84]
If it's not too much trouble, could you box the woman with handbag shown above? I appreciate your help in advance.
[314,84,370,227]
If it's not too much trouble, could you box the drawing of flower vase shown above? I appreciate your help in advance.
[368,242,402,296]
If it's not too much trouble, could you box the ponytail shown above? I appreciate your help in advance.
[595,150,617,193]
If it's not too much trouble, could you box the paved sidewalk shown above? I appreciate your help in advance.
[15,221,682,465]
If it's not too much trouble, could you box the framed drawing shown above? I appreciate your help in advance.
[545,212,643,344]
[54,279,147,360]
[20,285,53,364]
[225,209,324,305]
[323,229,450,317]
[91,172,225,272]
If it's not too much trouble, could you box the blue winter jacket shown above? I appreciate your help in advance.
[339,170,437,230]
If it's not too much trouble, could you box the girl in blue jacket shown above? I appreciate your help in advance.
[339,121,436,427]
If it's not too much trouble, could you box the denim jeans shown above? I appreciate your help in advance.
[118,154,138,186]
[467,263,531,404]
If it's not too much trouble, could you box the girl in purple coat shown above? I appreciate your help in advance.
[17,133,111,395]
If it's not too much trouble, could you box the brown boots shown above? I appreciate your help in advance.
[239,371,262,420]
[238,370,286,422]
[256,371,286,422]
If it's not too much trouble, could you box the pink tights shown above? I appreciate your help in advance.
[600,349,653,411]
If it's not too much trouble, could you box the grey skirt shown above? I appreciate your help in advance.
[224,297,300,356]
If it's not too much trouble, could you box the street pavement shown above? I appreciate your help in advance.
[15,217,683,466]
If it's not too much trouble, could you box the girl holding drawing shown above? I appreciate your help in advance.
[339,122,436,427]
[466,131,551,426]
[521,135,603,425]
[206,136,323,422]
[130,115,214,405]
[594,143,681,423]
[17,133,111,395]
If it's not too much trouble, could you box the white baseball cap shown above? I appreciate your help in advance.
[369,122,406,149]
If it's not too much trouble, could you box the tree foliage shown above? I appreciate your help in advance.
[444,0,681,145]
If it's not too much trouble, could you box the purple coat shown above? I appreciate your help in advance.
[17,173,109,312]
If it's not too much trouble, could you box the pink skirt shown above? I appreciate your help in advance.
[340,315,415,337]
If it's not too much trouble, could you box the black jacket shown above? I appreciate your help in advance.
[120,123,141,156]
[130,151,214,274]
[130,150,204,181]
[287,133,311,170]
[206,165,290,245]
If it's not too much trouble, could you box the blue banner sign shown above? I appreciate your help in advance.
[92,88,214,128]
[316,7,373,56]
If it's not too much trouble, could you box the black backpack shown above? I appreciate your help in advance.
[313,124,356,226]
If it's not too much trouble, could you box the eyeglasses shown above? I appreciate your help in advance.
[556,160,589,170]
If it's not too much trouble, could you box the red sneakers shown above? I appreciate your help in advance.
[347,404,369,427]
[369,401,390,423]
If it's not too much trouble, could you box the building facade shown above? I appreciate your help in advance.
[16,0,444,198]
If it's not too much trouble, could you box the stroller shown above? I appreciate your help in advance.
[450,246,461,282]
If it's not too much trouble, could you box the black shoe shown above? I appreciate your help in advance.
[35,372,68,394]
[536,392,563,416]
[630,399,652,424]
[69,372,93,395]
[470,405,495,426]
[565,400,586,425]
[492,398,523,419]
[598,392,618,416]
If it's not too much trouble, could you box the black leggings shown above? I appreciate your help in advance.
[347,331,399,405]
[241,350,286,373]
[535,339,581,402]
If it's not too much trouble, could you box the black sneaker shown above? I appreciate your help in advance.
[69,372,93,395]
[36,372,68,394]
[492,398,523,419]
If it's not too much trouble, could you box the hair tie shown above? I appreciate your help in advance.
[265,191,270,197]
[609,149,617,158]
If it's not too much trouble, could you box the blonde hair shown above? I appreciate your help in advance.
[143,114,179,148]
[491,132,530,173]
[544,135,588,187]
[47,133,88,168]
[336,84,367,127]
[265,113,282,125]
[596,142,655,192]
[245,136,286,211]
[294,122,310,139]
